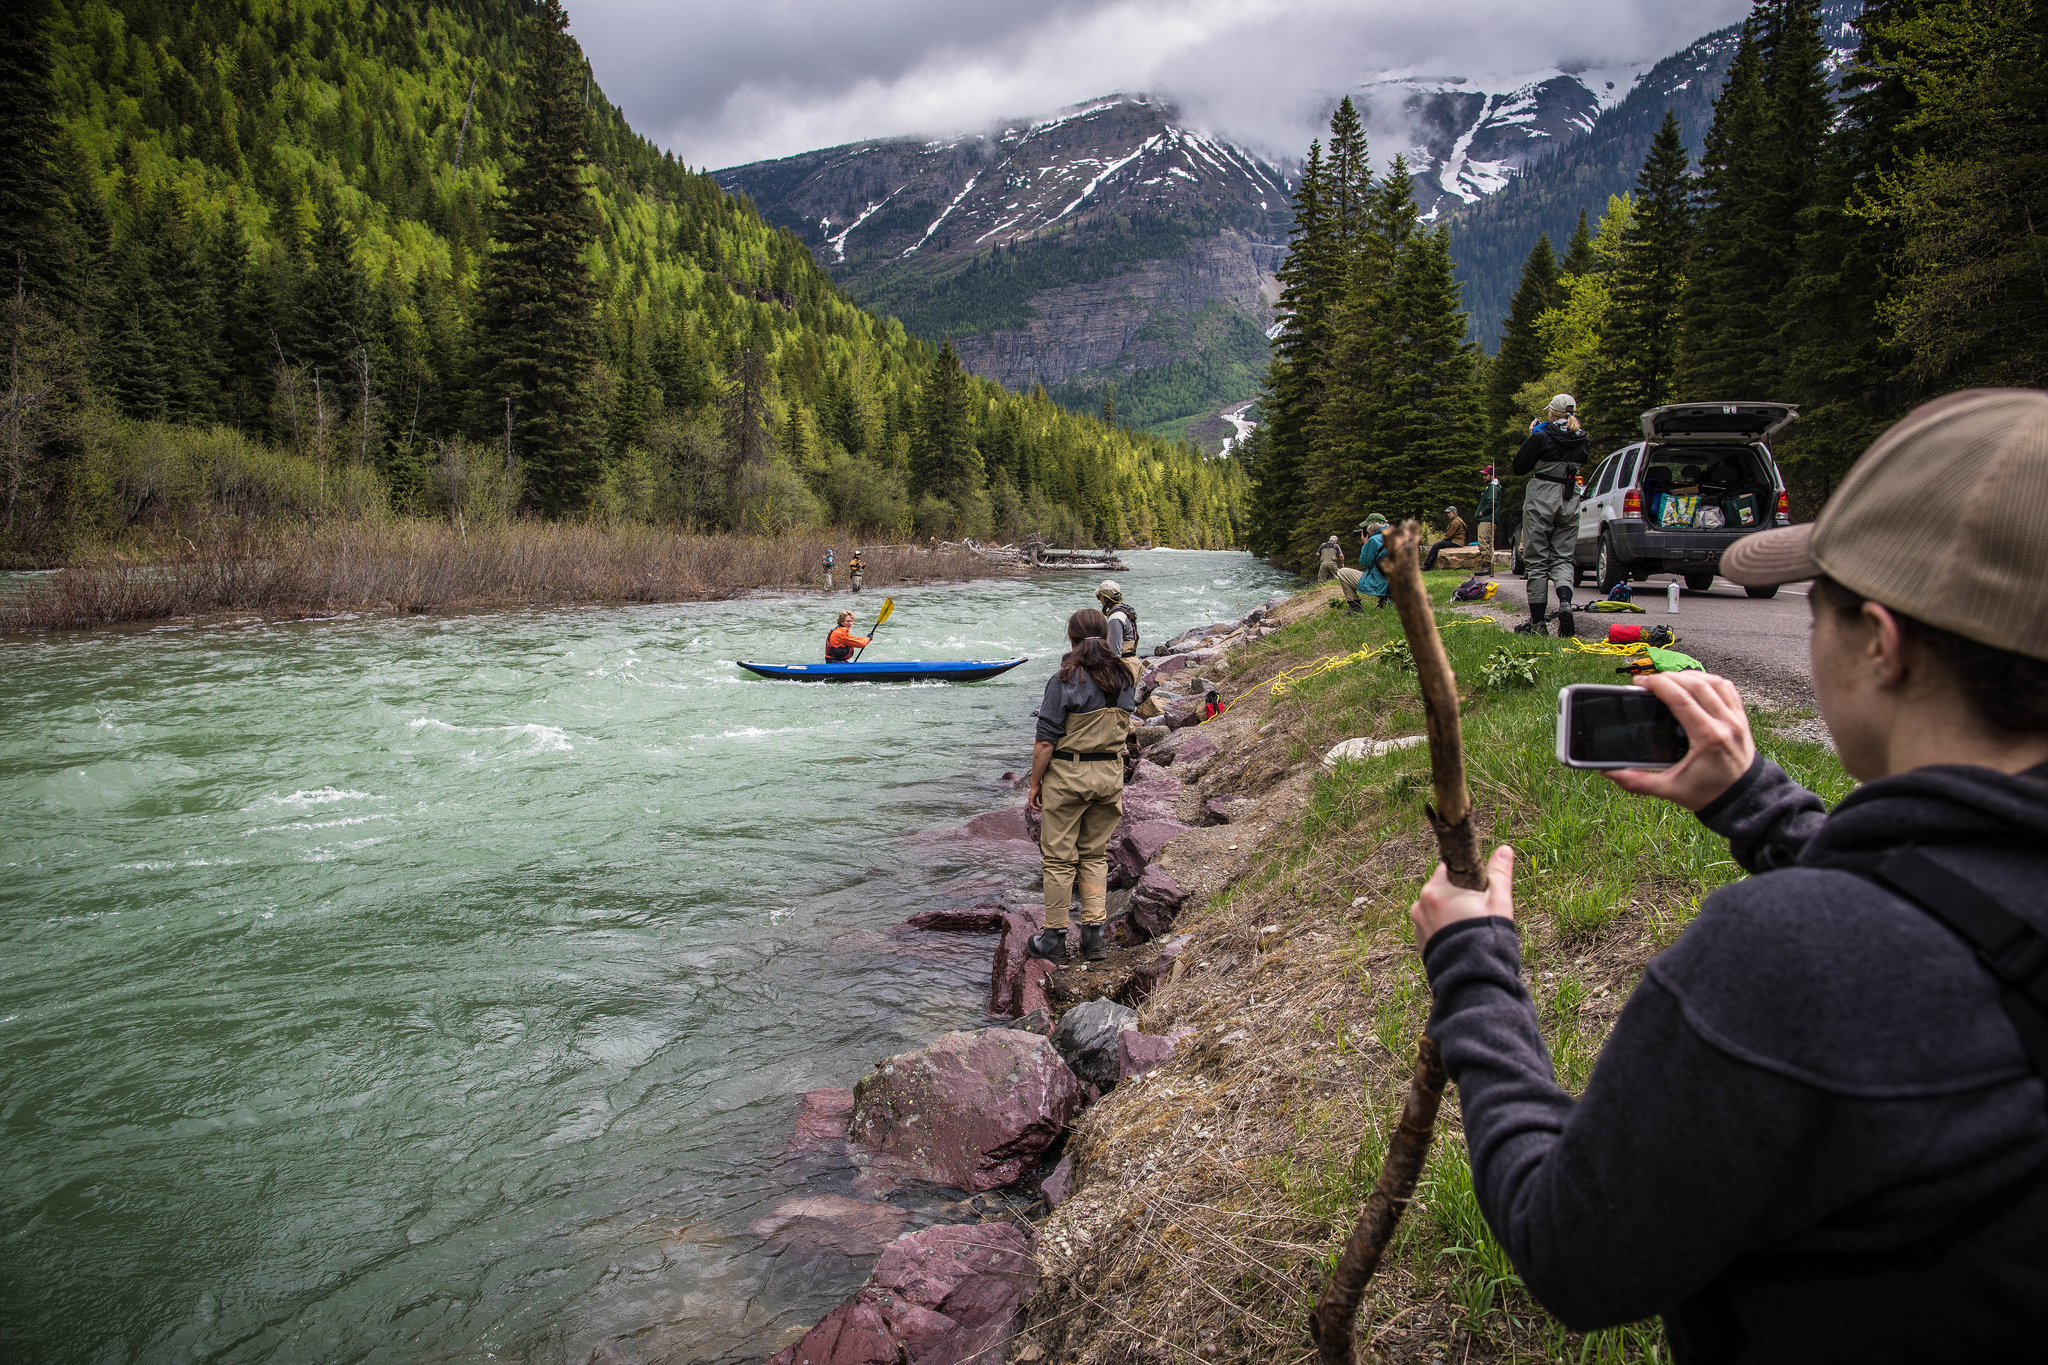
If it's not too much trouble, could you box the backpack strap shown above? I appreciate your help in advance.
[1870,847,2048,1076]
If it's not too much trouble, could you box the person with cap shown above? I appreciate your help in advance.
[1512,394,1589,633]
[1332,516,1393,613]
[1474,466,1501,576]
[1423,506,1469,571]
[1407,389,2048,1359]
[848,549,865,592]
[1027,608,1138,963]
[1095,579,1142,686]
[1317,533,1344,581]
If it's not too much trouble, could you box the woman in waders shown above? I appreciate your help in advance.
[1026,609,1137,962]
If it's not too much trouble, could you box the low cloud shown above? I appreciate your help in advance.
[570,0,1753,170]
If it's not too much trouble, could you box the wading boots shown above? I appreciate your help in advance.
[1079,922,1108,961]
[1026,927,1068,961]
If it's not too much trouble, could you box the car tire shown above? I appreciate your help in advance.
[1596,533,1625,592]
[1684,572,1716,593]
[1745,584,1779,600]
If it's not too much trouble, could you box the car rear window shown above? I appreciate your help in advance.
[1644,444,1774,489]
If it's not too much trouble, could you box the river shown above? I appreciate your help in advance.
[0,550,1295,1365]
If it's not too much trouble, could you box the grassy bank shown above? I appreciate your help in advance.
[1019,578,1850,1363]
[1,521,987,631]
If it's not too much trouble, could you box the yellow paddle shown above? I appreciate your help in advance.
[852,597,894,661]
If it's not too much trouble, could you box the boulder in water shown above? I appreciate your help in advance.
[765,1222,1038,1365]
[847,1029,1083,1192]
[780,1087,856,1158]
[898,907,1005,932]
[749,1194,907,1256]
[1049,998,1138,1091]
[988,910,1057,1018]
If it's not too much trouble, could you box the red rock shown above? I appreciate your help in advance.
[899,908,1005,932]
[1131,758,1173,784]
[1151,653,1192,675]
[781,1087,856,1157]
[767,1223,1038,1365]
[1126,934,1195,1004]
[1117,1027,1196,1082]
[1041,1153,1075,1209]
[749,1194,907,1256]
[986,909,1045,1017]
[847,1030,1084,1193]
[962,807,1034,844]
[1109,819,1193,888]
[1203,795,1254,825]
[1172,733,1218,769]
[1126,865,1186,940]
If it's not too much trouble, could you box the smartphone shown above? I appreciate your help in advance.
[1556,684,1690,770]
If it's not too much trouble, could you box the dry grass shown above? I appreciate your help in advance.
[1013,578,1850,1365]
[1,521,993,630]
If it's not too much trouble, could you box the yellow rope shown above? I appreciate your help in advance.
[1562,634,1678,659]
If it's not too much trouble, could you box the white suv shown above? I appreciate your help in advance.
[1569,402,1798,599]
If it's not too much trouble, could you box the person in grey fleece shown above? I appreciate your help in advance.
[1410,389,2048,1362]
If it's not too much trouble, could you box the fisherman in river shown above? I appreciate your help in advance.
[848,551,865,592]
[824,610,869,662]
[1097,579,1142,687]
[1028,609,1137,963]
[823,547,835,590]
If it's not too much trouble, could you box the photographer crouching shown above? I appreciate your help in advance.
[1409,390,2048,1361]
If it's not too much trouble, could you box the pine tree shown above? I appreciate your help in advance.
[1778,0,1922,494]
[1324,97,1373,254]
[909,340,979,500]
[1374,225,1481,519]
[1248,141,1335,558]
[0,0,71,308]
[1559,209,1597,279]
[291,192,368,389]
[1679,21,1774,398]
[1588,109,1694,446]
[1485,234,1560,464]
[473,0,604,516]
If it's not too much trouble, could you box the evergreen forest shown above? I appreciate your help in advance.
[1477,0,2047,519]
[0,0,1249,567]
[1250,0,2048,568]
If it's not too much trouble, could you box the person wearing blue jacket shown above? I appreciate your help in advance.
[1332,515,1392,614]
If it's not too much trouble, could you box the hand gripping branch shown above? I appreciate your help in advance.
[1308,521,1484,1363]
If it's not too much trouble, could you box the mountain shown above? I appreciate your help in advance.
[719,95,1292,444]
[1449,0,1867,347]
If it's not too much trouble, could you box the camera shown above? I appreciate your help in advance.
[1555,684,1689,770]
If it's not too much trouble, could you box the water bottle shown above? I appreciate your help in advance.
[1667,581,1681,614]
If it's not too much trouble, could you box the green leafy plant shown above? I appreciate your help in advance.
[1481,646,1544,688]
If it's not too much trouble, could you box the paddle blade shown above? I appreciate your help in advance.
[875,597,895,627]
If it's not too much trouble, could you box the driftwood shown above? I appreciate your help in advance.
[1308,520,1482,1364]
[949,537,1125,571]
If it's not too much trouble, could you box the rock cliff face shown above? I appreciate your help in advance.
[719,95,1288,430]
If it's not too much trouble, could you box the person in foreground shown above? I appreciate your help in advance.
[824,610,869,662]
[1409,389,2048,1362]
[1028,609,1137,963]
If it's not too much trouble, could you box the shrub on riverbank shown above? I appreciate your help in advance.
[1020,579,1850,1363]
[3,521,981,630]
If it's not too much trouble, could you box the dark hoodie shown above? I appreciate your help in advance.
[1422,755,2048,1363]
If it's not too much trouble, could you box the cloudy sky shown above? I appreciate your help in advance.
[568,0,1755,171]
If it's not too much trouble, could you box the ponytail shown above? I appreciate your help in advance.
[1060,608,1129,698]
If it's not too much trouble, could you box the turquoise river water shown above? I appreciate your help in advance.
[0,550,1294,1365]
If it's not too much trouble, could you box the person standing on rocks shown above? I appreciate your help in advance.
[1475,466,1500,576]
[1028,609,1137,964]
[1097,580,1142,687]
[1408,389,2048,1358]
[1317,533,1344,581]
[1513,394,1589,633]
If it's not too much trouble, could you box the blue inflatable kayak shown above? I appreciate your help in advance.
[734,657,1029,683]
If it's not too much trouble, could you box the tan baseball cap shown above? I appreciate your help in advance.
[1722,388,2048,660]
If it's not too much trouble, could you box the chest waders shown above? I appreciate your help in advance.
[1521,465,1580,626]
[1034,705,1127,961]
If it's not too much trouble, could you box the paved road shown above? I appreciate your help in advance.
[1467,567,1823,721]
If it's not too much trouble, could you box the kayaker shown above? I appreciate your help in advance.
[1027,608,1137,963]
[1096,579,1142,686]
[849,551,866,592]
[824,610,869,662]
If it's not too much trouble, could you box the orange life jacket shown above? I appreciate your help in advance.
[826,626,869,661]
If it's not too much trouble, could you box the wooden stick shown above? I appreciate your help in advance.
[1308,1037,1447,1363]
[1308,520,1483,1363]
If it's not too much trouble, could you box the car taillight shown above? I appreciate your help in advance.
[1623,489,1641,517]
[1775,490,1790,517]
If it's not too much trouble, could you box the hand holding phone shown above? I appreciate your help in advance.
[1558,685,1690,769]
[1578,672,1760,812]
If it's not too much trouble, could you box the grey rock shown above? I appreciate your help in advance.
[1050,998,1140,1091]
